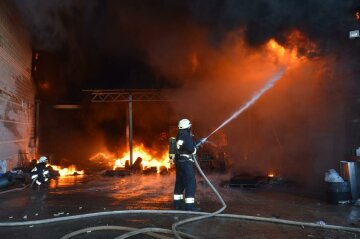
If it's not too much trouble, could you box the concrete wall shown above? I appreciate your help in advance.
[0,1,35,173]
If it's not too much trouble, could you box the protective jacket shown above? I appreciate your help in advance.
[31,162,49,186]
[174,129,198,211]
[176,129,196,160]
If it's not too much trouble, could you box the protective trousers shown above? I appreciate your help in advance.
[173,159,196,210]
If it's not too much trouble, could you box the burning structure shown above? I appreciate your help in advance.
[0,1,360,239]
[0,0,356,193]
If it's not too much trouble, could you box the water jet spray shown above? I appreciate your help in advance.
[199,67,286,146]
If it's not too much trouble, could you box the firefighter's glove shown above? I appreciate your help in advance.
[169,154,175,164]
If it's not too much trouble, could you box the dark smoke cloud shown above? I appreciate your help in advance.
[14,0,359,52]
[13,0,360,191]
[190,0,358,49]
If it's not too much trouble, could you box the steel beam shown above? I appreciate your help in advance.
[83,89,177,102]
[84,89,176,172]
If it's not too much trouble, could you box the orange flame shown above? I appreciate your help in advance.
[266,30,316,66]
[114,144,170,172]
[48,164,84,177]
[356,11,360,21]
[268,39,286,57]
[91,144,170,173]
[268,173,275,178]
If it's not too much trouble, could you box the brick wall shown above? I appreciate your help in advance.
[0,1,35,173]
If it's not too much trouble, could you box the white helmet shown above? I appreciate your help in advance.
[178,119,191,129]
[39,156,48,163]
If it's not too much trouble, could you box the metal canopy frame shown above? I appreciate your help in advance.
[83,89,176,170]
[84,89,177,102]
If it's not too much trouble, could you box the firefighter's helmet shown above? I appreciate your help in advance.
[39,156,48,163]
[178,119,191,129]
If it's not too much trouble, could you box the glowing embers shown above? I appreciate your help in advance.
[48,164,84,177]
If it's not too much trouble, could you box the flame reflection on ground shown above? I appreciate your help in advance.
[49,174,85,189]
[106,174,173,209]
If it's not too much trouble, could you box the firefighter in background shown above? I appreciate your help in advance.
[31,156,49,186]
[172,119,204,211]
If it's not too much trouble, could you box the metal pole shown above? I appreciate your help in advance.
[35,99,40,156]
[129,93,133,171]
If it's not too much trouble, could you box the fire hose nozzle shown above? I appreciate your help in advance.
[196,138,207,148]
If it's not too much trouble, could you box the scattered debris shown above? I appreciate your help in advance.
[229,174,284,188]
[143,167,157,175]
[103,169,130,177]
[8,216,13,219]
[338,200,351,205]
[23,215,27,220]
[29,225,34,228]
[53,212,65,217]
[159,166,169,175]
[316,220,326,226]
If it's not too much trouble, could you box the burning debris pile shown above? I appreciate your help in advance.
[47,164,84,177]
[89,144,171,176]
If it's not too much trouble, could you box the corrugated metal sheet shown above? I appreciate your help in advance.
[0,1,35,173]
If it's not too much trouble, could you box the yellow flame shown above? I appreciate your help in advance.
[266,31,315,66]
[49,164,84,177]
[266,38,302,65]
[113,144,170,172]
[268,39,286,57]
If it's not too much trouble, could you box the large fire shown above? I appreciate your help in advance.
[90,144,170,173]
[48,164,84,177]
[266,31,315,66]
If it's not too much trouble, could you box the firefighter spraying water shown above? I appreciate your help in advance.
[172,119,204,211]
[169,68,285,213]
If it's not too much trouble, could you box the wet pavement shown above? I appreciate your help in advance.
[0,173,359,238]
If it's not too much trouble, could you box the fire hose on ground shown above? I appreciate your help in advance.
[0,185,29,195]
[0,156,360,239]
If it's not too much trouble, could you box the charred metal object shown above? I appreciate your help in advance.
[229,174,271,188]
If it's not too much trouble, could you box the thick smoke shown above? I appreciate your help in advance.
[13,0,360,190]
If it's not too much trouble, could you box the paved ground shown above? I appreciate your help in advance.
[0,173,359,239]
